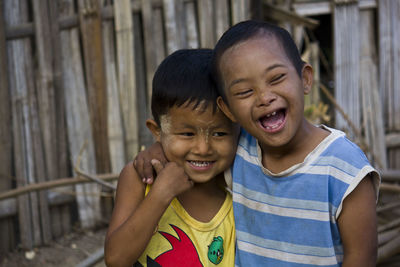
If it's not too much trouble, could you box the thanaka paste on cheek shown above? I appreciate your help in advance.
[159,115,173,145]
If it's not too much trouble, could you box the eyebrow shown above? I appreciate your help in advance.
[227,63,287,89]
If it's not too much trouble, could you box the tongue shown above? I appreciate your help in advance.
[260,110,285,128]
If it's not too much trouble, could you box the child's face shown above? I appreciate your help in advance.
[154,102,239,183]
[217,36,312,150]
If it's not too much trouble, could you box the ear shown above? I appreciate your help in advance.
[146,119,161,142]
[301,63,313,95]
[217,96,237,123]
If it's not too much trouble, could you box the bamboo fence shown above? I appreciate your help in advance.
[0,0,251,253]
[0,0,399,264]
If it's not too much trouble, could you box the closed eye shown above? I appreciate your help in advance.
[270,74,285,84]
[178,132,195,137]
[234,89,253,97]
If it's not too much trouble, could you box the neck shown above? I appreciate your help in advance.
[177,174,226,222]
[260,121,329,173]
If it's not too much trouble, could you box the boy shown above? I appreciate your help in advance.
[104,49,239,267]
[135,21,380,266]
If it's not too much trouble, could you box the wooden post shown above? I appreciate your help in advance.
[78,0,111,174]
[0,0,15,252]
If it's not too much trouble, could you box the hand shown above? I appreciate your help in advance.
[150,160,194,201]
[133,142,168,184]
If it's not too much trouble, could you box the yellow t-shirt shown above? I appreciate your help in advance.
[135,187,235,267]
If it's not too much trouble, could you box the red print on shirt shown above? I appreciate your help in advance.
[155,224,203,267]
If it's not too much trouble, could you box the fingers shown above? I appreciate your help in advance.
[151,159,165,175]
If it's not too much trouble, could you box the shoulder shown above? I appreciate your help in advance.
[116,162,146,198]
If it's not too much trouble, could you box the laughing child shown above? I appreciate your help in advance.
[104,49,239,267]
[135,21,380,266]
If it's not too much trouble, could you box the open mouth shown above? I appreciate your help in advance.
[258,108,286,132]
[188,160,215,169]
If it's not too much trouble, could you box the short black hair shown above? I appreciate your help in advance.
[151,49,218,125]
[212,20,305,101]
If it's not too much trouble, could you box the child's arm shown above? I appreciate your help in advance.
[104,160,193,267]
[338,174,377,267]
[134,141,167,184]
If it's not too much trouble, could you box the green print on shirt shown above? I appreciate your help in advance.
[207,236,224,264]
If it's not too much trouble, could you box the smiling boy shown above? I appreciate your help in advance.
[135,21,380,267]
[213,20,380,266]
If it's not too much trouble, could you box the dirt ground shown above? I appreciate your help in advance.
[0,227,108,267]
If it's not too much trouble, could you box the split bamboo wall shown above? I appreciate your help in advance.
[0,0,251,252]
[1,0,400,262]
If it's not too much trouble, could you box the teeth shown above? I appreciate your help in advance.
[266,111,276,118]
[190,161,211,167]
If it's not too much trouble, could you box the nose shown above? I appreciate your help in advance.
[192,135,212,155]
[256,88,277,107]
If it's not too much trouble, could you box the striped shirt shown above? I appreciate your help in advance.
[229,126,380,266]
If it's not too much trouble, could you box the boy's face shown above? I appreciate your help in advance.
[217,36,312,150]
[152,102,239,183]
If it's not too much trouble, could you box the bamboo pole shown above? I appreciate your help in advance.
[185,1,199,48]
[359,10,387,169]
[141,0,157,106]
[5,0,45,249]
[215,0,229,41]
[333,2,361,138]
[60,0,99,229]
[47,0,71,237]
[114,0,139,160]
[197,0,214,48]
[0,174,118,201]
[78,0,111,174]
[163,0,181,53]
[0,0,15,252]
[101,6,126,174]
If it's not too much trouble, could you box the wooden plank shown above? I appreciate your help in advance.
[133,13,153,149]
[141,0,157,105]
[359,10,387,169]
[215,0,229,41]
[101,7,125,174]
[32,0,60,244]
[333,2,361,138]
[59,0,100,229]
[386,133,400,148]
[114,0,139,159]
[77,0,111,174]
[5,0,44,249]
[0,0,15,252]
[231,0,250,24]
[47,0,71,237]
[292,0,376,16]
[197,0,214,48]
[263,3,319,30]
[184,1,199,48]
[163,0,181,53]
[153,7,167,68]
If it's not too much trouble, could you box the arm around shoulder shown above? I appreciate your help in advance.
[338,174,377,267]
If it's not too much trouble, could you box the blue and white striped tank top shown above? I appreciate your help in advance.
[229,126,380,266]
